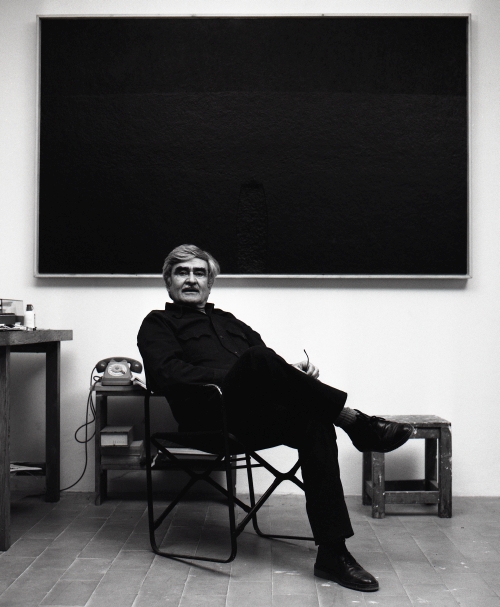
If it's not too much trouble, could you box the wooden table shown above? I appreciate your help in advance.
[0,329,73,550]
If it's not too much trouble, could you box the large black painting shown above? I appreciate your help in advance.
[37,16,468,276]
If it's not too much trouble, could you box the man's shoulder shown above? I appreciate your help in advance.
[211,307,236,319]
[211,307,257,332]
[211,306,248,324]
[139,307,177,330]
[142,304,188,319]
[142,308,169,321]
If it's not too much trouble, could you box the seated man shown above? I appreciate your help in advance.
[137,244,413,593]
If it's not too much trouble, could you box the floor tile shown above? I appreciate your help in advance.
[227,580,273,607]
[65,517,108,533]
[29,546,82,571]
[230,558,272,581]
[371,570,406,596]
[454,598,500,607]
[86,593,138,607]
[403,583,458,604]
[133,592,184,607]
[109,549,155,571]
[40,579,99,605]
[273,593,320,606]
[393,561,443,585]
[179,595,228,607]
[440,571,497,595]
[365,596,413,606]
[122,532,151,550]
[78,539,127,559]
[61,557,113,581]
[85,568,147,607]
[3,538,53,557]
[0,555,35,579]
[0,573,62,607]
[50,530,96,551]
[357,551,394,572]
[316,580,370,606]
[272,569,317,594]
[183,567,231,596]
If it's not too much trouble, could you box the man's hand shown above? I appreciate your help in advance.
[292,359,320,379]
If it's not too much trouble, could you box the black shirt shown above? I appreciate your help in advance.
[137,302,265,395]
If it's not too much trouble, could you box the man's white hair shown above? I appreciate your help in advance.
[162,244,220,288]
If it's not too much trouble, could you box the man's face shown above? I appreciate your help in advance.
[168,257,211,309]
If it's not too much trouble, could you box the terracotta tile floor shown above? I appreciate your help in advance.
[1,493,500,606]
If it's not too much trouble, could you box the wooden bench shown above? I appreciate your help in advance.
[362,415,452,518]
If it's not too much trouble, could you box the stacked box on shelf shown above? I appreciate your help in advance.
[100,426,145,465]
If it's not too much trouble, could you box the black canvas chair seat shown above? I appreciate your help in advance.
[152,430,245,456]
[144,384,313,563]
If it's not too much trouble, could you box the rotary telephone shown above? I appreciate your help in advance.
[96,357,143,386]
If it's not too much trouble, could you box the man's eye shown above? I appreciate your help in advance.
[195,271,206,277]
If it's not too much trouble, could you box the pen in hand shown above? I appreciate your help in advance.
[303,349,319,379]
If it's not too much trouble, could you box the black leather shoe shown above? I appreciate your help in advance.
[346,410,414,453]
[314,550,379,592]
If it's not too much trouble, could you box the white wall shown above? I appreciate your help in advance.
[1,0,499,498]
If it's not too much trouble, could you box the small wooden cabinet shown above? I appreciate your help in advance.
[94,383,147,505]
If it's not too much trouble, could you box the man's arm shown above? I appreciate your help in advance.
[222,312,318,378]
[227,315,266,348]
[137,312,227,393]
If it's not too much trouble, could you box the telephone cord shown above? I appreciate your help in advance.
[59,368,98,492]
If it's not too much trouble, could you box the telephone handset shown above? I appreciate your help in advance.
[96,357,143,386]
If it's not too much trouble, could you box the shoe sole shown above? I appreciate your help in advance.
[314,565,379,592]
[375,424,415,453]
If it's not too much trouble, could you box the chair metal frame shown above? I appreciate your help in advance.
[144,384,314,563]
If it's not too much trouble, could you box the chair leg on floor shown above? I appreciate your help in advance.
[245,454,314,542]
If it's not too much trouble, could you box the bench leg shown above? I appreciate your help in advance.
[425,438,437,485]
[425,437,438,504]
[438,427,452,518]
[362,452,372,505]
[371,452,385,519]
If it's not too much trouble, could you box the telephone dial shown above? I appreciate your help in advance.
[96,357,143,386]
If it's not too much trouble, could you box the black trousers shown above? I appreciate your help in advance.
[221,346,354,544]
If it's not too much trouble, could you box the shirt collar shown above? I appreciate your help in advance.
[165,302,214,318]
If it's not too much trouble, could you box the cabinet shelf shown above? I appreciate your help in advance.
[10,462,46,476]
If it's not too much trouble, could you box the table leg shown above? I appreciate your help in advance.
[0,346,11,550]
[45,342,60,502]
[95,394,108,504]
[439,427,452,518]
